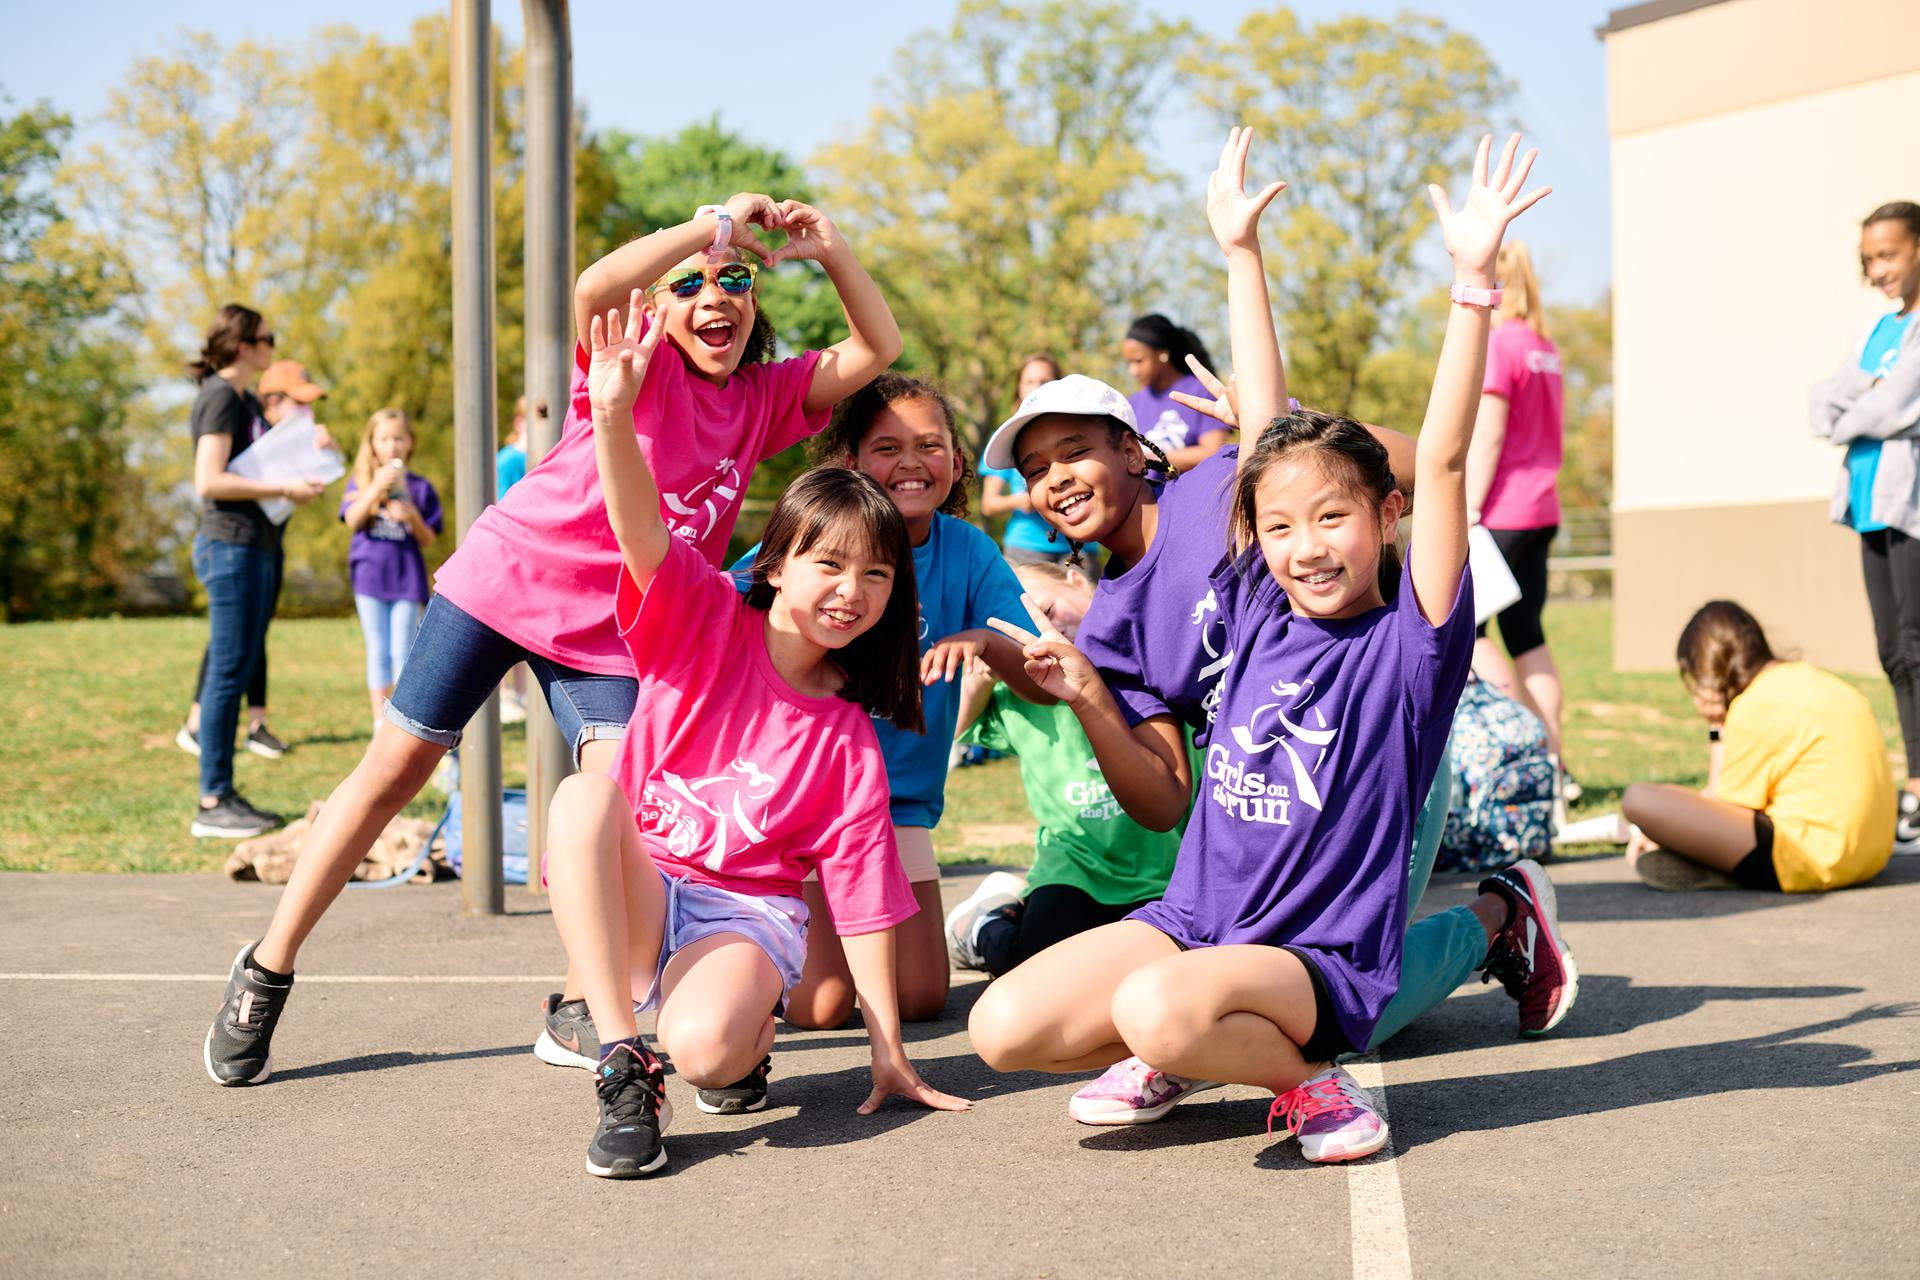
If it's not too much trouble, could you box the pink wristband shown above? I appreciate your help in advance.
[696,204,731,259]
[1449,282,1503,308]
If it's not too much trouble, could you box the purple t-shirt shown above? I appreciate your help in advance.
[1129,374,1212,454]
[1131,553,1475,1052]
[340,472,443,603]
[1078,448,1238,741]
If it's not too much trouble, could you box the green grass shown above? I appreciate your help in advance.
[3,602,1904,873]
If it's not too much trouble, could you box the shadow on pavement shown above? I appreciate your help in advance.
[1387,1003,1920,1151]
[1380,977,1866,1057]
[275,1043,528,1081]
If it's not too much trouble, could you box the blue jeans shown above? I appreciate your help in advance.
[192,535,278,797]
[353,594,424,690]
[1366,747,1493,1049]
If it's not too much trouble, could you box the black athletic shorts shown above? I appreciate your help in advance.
[1731,811,1782,892]
[1283,946,1357,1063]
[1475,524,1557,656]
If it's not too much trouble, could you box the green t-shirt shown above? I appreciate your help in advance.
[960,685,1190,905]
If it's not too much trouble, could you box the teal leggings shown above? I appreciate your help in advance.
[1364,750,1491,1050]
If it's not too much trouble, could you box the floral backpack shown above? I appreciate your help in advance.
[1436,676,1556,873]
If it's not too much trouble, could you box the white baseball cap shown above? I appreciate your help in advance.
[982,374,1138,472]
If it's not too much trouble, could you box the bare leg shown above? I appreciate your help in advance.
[1473,636,1553,741]
[1621,782,1760,874]
[1513,644,1566,759]
[251,722,447,971]
[654,934,783,1087]
[367,687,389,727]
[553,736,619,1004]
[969,920,1179,1073]
[1109,944,1324,1094]
[784,877,951,1027]
[543,773,667,1045]
[784,881,855,1029]
[249,706,269,733]
[896,880,950,1022]
[186,702,202,734]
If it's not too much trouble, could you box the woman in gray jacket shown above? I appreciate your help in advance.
[1810,200,1920,846]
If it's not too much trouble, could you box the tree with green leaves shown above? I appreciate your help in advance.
[1184,9,1511,418]
[0,99,146,620]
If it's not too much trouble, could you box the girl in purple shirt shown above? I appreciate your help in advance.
[972,129,1552,1164]
[339,409,442,730]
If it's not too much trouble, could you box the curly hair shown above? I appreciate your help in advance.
[811,372,973,519]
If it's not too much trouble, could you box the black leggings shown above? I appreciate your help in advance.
[1475,524,1556,657]
[977,883,1155,978]
[1862,528,1920,773]
[195,545,284,711]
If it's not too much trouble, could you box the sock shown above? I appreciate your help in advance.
[599,1035,644,1064]
[974,909,1021,977]
[247,946,293,985]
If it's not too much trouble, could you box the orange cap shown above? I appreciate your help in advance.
[258,360,327,403]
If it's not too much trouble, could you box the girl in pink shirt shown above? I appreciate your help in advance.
[553,297,966,1178]
[204,194,902,1089]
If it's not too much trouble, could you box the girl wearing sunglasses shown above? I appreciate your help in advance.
[203,193,902,1091]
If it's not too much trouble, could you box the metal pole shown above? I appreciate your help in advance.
[452,0,503,915]
[521,0,574,891]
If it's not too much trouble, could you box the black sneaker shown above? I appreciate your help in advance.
[204,943,293,1086]
[695,1055,772,1114]
[587,1043,671,1179]
[533,993,601,1070]
[190,793,278,839]
[1896,791,1920,855]
[228,792,285,829]
[246,725,290,759]
[175,723,200,757]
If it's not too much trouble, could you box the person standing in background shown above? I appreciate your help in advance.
[979,354,1098,577]
[1121,313,1231,470]
[1810,200,1920,849]
[497,396,530,499]
[177,359,330,762]
[1464,242,1576,801]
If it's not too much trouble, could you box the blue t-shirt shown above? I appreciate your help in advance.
[982,465,1058,554]
[496,442,527,501]
[1846,312,1914,533]
[1131,553,1474,1053]
[733,512,1029,828]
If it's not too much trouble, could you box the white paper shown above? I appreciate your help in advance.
[228,406,347,524]
[1467,524,1523,625]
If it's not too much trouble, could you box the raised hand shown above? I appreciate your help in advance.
[766,200,842,266]
[587,288,666,421]
[986,593,1102,707]
[1427,134,1551,283]
[1168,353,1240,428]
[1205,126,1288,257]
[721,191,786,263]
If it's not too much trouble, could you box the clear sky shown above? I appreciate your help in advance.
[2,1,1617,302]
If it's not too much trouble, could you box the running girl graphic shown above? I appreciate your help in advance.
[645,758,779,871]
[662,455,744,546]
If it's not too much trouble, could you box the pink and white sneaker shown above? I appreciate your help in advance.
[1069,1056,1224,1125]
[1267,1065,1388,1163]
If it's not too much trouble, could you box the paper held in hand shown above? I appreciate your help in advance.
[1467,524,1523,626]
[229,405,347,525]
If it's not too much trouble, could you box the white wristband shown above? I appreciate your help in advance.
[696,205,731,259]
[1449,282,1504,309]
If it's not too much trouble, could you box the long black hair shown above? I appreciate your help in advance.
[1126,313,1212,373]
[1232,408,1400,598]
[743,467,925,733]
[812,372,973,519]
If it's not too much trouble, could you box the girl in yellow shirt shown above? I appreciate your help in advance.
[1623,601,1894,892]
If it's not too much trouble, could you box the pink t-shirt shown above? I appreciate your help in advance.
[432,322,829,675]
[609,536,916,936]
[1479,318,1563,530]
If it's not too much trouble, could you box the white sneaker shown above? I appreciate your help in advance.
[1268,1065,1388,1163]
[1069,1056,1224,1125]
[942,871,1025,970]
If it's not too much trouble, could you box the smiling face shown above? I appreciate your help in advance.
[645,249,758,384]
[765,521,897,652]
[1861,219,1920,311]
[1252,458,1404,620]
[847,397,955,537]
[1015,413,1146,547]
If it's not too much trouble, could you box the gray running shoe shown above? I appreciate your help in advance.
[533,993,601,1070]
[204,943,293,1086]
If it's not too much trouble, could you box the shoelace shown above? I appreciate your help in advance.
[225,980,284,1036]
[597,1050,665,1125]
[1267,1074,1360,1136]
[1481,937,1529,1000]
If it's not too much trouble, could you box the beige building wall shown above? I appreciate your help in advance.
[1603,0,1920,672]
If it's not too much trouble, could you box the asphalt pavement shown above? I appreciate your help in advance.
[3,855,1917,1278]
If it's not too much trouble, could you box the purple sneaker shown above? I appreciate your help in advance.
[1069,1056,1223,1125]
[1267,1065,1388,1163]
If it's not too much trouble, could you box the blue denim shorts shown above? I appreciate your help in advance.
[634,870,810,1015]
[384,594,638,766]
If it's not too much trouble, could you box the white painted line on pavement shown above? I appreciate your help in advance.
[0,973,548,984]
[1343,1054,1413,1280]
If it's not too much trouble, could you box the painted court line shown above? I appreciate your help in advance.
[0,973,547,984]
[1342,1054,1413,1280]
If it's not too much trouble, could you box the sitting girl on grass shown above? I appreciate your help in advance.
[545,296,965,1179]
[1623,601,1894,893]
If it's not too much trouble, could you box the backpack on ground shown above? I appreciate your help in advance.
[1437,676,1556,873]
